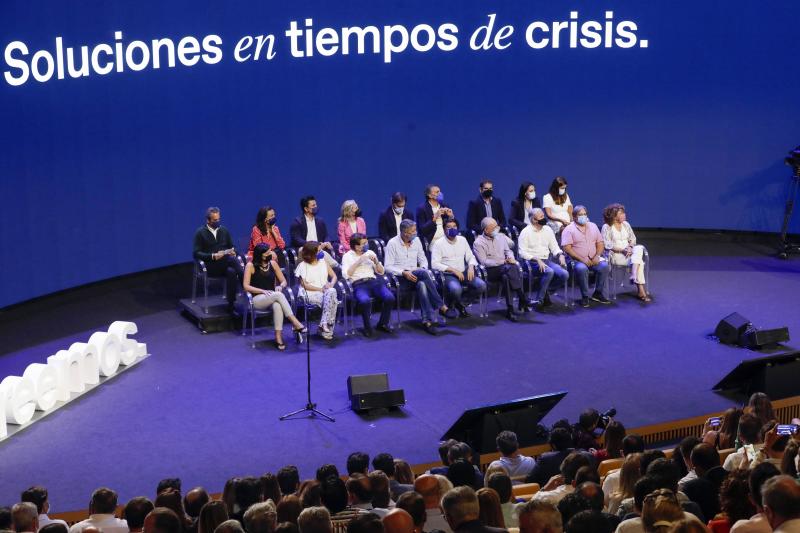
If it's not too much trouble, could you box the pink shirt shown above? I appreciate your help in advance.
[561,221,603,263]
[338,217,367,253]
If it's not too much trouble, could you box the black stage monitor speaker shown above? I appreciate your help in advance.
[742,327,790,349]
[715,312,751,344]
[347,373,405,412]
[441,391,567,454]
[713,350,800,400]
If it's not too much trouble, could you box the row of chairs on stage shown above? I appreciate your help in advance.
[191,224,650,346]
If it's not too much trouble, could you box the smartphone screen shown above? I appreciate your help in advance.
[709,417,721,427]
[744,444,756,461]
[777,424,798,436]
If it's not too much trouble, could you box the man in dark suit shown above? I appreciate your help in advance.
[416,184,454,244]
[373,453,413,501]
[289,195,335,255]
[441,486,507,533]
[192,207,243,306]
[378,192,414,243]
[682,443,728,523]
[466,181,506,234]
[525,428,574,487]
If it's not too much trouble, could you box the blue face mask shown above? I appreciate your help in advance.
[406,233,417,242]
[490,228,500,238]
[577,215,589,226]
[316,251,325,260]
[446,227,459,239]
[310,207,318,215]
[435,192,444,203]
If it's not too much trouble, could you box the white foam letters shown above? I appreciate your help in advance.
[2,375,36,425]
[23,364,59,411]
[47,350,72,402]
[88,332,121,377]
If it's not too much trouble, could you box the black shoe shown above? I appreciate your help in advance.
[591,292,612,305]
[422,321,438,335]
[519,298,535,312]
[580,297,590,308]
[440,307,457,319]
[543,293,553,307]
[532,300,545,312]
[455,303,471,318]
[506,309,519,322]
[362,327,374,338]
[376,323,394,334]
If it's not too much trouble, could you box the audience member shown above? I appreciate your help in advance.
[617,476,658,521]
[346,474,382,517]
[276,497,302,526]
[155,489,189,531]
[487,431,536,480]
[295,241,341,340]
[780,440,799,478]
[723,414,763,471]
[760,475,800,532]
[665,521,708,533]
[541,177,572,234]
[573,410,602,451]
[198,502,229,533]
[1,507,13,533]
[341,233,394,336]
[289,196,334,258]
[125,498,156,533]
[517,208,568,308]
[675,437,702,490]
[641,490,684,533]
[275,524,299,533]
[682,444,726,522]
[752,423,790,469]
[192,206,243,307]
[144,508,182,533]
[509,182,542,233]
[244,501,278,533]
[527,428,575,487]
[595,421,626,462]
[430,440,460,476]
[277,468,301,498]
[299,481,322,509]
[68,488,129,533]
[320,476,352,518]
[259,477,282,508]
[348,453,371,476]
[746,394,776,428]
[414,475,451,533]
[232,477,263,524]
[441,486,506,533]
[248,206,286,261]
[394,461,415,486]
[517,500,563,533]
[645,459,704,522]
[338,200,367,254]
[448,461,481,490]
[431,218,486,318]
[213,521,245,533]
[316,465,340,483]
[561,205,611,307]
[11,503,38,533]
[39,525,68,533]
[20,486,67,530]
[298,508,332,533]
[382,509,415,533]
[475,489,505,529]
[466,181,507,234]
[485,473,517,528]
[223,479,241,519]
[347,514,384,533]
[369,472,394,511]
[601,204,649,302]
[608,454,643,516]
[706,469,754,533]
[374,453,414,500]
[603,435,646,499]
[729,462,780,533]
[416,185,454,245]
[702,409,742,451]
[566,510,613,533]
[445,444,484,488]
[378,193,414,243]
[532,452,592,506]
[396,493,426,533]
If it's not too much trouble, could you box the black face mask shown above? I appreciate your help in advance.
[536,218,547,226]
[267,217,277,226]
[481,189,493,199]
[354,209,362,218]
[209,220,220,229]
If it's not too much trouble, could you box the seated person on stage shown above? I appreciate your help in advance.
[248,206,286,262]
[542,176,573,235]
[601,203,650,302]
[192,206,243,307]
[517,208,569,309]
[341,233,395,337]
[416,184,454,246]
[295,241,341,340]
[466,180,507,235]
[384,219,454,335]
[337,200,367,254]
[561,205,611,308]
[431,219,487,318]
[289,195,338,266]
[509,182,542,233]
[378,192,414,243]
[242,243,307,350]
[472,216,532,321]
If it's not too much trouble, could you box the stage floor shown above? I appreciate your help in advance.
[1,232,799,511]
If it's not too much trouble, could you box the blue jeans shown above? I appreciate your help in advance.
[399,269,445,322]
[572,260,610,298]
[529,260,569,302]
[353,277,394,328]
[443,271,487,306]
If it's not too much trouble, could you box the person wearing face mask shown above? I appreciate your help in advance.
[193,206,243,308]
[510,182,542,233]
[472,217,533,321]
[416,184,454,245]
[542,177,572,235]
[248,206,286,262]
[243,243,307,349]
[378,192,414,243]
[601,204,650,302]
[561,205,611,308]
[295,241,341,340]
[341,233,395,337]
[466,180,507,235]
[384,219,454,335]
[518,208,569,310]
[290,195,335,253]
[337,199,367,254]
[431,219,487,318]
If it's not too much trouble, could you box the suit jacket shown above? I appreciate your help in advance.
[290,215,329,248]
[193,225,234,261]
[416,201,451,243]
[466,196,506,233]
[453,519,507,533]
[378,206,415,242]
[509,198,542,232]
[337,217,367,253]
[683,466,727,523]
[525,449,573,486]
[389,479,414,500]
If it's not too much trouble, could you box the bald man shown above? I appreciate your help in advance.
[414,475,451,533]
[382,509,415,533]
[762,475,800,531]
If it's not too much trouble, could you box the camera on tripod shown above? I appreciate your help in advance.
[596,407,617,431]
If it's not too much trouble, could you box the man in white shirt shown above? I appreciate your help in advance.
[431,219,486,318]
[384,220,453,334]
[487,431,537,480]
[20,486,67,531]
[724,413,763,471]
[762,475,800,533]
[532,452,590,506]
[69,488,129,533]
[341,233,394,337]
[518,209,568,309]
[11,503,38,533]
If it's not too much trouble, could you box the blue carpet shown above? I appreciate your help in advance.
[1,235,799,512]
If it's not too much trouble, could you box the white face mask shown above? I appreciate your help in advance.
[393,205,404,215]
[526,191,536,200]
[558,187,566,195]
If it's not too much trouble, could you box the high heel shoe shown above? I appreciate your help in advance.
[293,326,307,344]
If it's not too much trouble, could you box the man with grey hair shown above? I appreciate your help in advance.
[472,216,532,321]
[383,218,453,334]
[11,503,38,533]
[518,208,568,309]
[761,475,800,531]
[560,205,610,308]
[517,500,563,533]
[243,501,277,533]
[441,487,506,533]
[297,507,333,533]
[192,206,243,308]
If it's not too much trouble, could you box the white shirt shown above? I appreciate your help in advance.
[69,514,129,533]
[531,484,574,505]
[39,514,68,531]
[424,508,452,533]
[602,469,620,499]
[677,469,697,491]
[295,260,328,288]
[614,512,702,533]
[730,513,772,533]
[488,455,536,479]
[723,444,763,471]
[393,212,403,236]
[431,235,477,272]
[206,224,219,239]
[518,224,562,261]
[431,204,444,242]
[384,236,429,275]
[305,216,318,242]
[542,193,572,224]
[342,250,379,282]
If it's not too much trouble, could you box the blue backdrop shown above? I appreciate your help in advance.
[1,0,799,307]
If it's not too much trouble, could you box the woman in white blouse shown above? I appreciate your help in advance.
[601,203,650,302]
[295,241,341,339]
[541,176,572,234]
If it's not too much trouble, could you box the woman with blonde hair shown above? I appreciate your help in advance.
[601,203,650,302]
[608,452,642,515]
[476,488,506,529]
[337,199,366,254]
[642,489,684,533]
